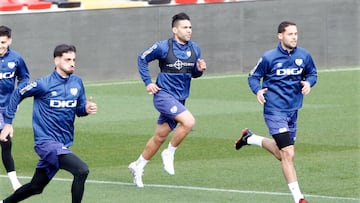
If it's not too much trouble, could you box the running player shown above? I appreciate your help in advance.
[0,25,30,191]
[128,12,207,187]
[235,21,317,203]
[0,44,97,203]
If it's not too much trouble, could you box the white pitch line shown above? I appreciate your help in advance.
[84,67,360,87]
[2,175,358,202]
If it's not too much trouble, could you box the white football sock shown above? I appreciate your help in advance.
[8,171,21,190]
[135,155,148,169]
[288,181,304,203]
[166,142,177,153]
[247,134,264,147]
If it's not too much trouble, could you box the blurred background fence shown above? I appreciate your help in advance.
[0,0,358,81]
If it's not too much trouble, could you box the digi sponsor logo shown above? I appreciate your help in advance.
[0,71,15,79]
[276,68,303,76]
[50,100,77,108]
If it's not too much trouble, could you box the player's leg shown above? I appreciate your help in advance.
[234,128,281,160]
[270,111,305,203]
[260,137,281,160]
[273,132,304,203]
[128,122,171,187]
[171,110,195,147]
[161,102,195,175]
[0,136,22,190]
[143,123,172,160]
[3,168,50,203]
[272,132,296,181]
[59,153,89,203]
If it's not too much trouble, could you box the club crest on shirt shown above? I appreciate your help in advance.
[295,59,303,66]
[70,88,78,96]
[7,62,15,69]
[186,51,191,57]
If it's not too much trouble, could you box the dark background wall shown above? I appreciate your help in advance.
[0,0,358,81]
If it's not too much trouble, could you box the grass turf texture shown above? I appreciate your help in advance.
[0,68,358,202]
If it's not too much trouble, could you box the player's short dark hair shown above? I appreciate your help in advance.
[53,44,76,58]
[0,25,12,38]
[278,21,296,33]
[172,12,190,28]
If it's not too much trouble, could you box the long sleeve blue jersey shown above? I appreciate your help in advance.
[138,38,203,100]
[0,48,30,108]
[5,70,88,147]
[248,43,317,111]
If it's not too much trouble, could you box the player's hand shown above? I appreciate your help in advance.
[86,96,97,114]
[301,81,311,95]
[0,124,13,142]
[256,88,268,104]
[146,83,161,94]
[197,59,206,72]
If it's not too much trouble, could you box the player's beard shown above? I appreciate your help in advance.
[66,69,75,75]
[283,40,297,51]
[176,34,191,44]
[58,66,75,77]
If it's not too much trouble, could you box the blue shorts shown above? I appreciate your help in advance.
[264,110,298,144]
[153,91,187,130]
[34,141,72,179]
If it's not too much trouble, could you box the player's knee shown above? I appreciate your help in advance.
[29,183,46,195]
[182,115,195,131]
[184,118,195,131]
[80,167,89,177]
[153,135,167,145]
[177,111,195,131]
[75,165,89,179]
[280,145,295,161]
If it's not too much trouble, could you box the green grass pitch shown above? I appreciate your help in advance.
[0,67,358,203]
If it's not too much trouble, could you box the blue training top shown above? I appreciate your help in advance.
[4,70,88,147]
[138,37,203,100]
[0,47,30,107]
[248,43,318,112]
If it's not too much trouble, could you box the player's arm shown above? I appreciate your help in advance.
[301,55,318,95]
[303,55,318,87]
[76,81,96,117]
[248,57,267,94]
[191,45,205,78]
[0,124,13,142]
[138,41,166,94]
[1,81,41,142]
[85,96,97,115]
[138,42,164,86]
[15,57,30,86]
[248,57,269,104]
